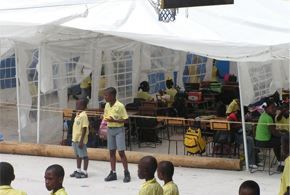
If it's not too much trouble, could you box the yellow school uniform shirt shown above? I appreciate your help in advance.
[98,77,107,98]
[139,178,163,195]
[72,111,89,144]
[80,76,91,89]
[165,88,177,107]
[226,99,240,114]
[137,91,153,101]
[51,188,68,195]
[0,185,27,195]
[104,100,128,128]
[163,181,179,195]
[211,65,218,81]
[279,156,290,195]
[276,116,289,131]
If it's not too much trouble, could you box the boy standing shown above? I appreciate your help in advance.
[45,164,68,195]
[70,98,89,178]
[0,162,27,195]
[138,156,163,195]
[157,161,179,195]
[103,87,131,183]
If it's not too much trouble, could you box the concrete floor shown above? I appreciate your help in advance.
[0,153,281,195]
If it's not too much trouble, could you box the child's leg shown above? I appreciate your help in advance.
[77,156,82,169]
[83,156,89,171]
[118,150,128,171]
[116,127,128,171]
[80,145,88,172]
[110,149,117,171]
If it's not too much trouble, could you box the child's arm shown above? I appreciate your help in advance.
[78,127,87,148]
[105,105,128,124]
[105,116,127,123]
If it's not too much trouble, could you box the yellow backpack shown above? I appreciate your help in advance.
[184,127,206,154]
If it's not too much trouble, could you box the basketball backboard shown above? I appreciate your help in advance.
[161,0,234,9]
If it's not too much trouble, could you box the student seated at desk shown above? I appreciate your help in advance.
[165,79,177,107]
[136,81,154,101]
[276,102,289,132]
[226,98,240,115]
[255,99,284,172]
[227,111,258,168]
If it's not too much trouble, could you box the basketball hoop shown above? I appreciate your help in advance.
[148,0,177,22]
[158,8,176,22]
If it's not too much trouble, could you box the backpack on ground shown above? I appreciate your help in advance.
[184,127,206,154]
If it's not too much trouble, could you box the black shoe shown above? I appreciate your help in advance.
[123,170,131,183]
[76,172,88,179]
[104,171,117,182]
[70,171,80,177]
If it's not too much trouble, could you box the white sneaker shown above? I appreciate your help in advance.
[249,164,258,169]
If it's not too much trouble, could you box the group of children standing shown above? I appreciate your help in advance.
[69,87,131,182]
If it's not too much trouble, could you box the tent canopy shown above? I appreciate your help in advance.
[0,0,289,61]
[63,0,290,61]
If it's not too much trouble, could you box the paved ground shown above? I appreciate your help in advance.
[0,153,281,195]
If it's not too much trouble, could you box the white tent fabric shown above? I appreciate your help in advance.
[62,0,290,61]
[0,0,289,61]
[238,59,289,105]
[0,0,289,120]
[0,0,289,170]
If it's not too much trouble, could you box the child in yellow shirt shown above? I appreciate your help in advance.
[0,162,27,195]
[45,164,68,195]
[157,161,179,195]
[138,156,163,195]
[103,87,131,183]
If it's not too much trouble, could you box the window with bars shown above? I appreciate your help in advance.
[110,50,133,104]
[52,56,79,91]
[148,72,166,94]
[0,54,16,89]
[183,53,207,84]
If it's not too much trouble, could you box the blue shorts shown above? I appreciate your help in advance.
[107,127,126,151]
[72,142,88,158]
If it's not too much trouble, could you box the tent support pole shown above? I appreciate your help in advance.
[15,46,22,142]
[237,63,249,171]
[36,46,42,144]
[91,40,99,108]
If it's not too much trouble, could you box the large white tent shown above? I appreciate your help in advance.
[63,0,290,61]
[0,0,289,169]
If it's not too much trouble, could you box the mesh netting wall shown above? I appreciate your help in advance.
[0,40,18,142]
[0,36,215,144]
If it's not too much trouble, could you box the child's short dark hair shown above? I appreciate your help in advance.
[158,161,174,180]
[239,180,260,195]
[105,87,117,97]
[166,79,174,89]
[138,81,150,92]
[0,162,15,185]
[140,156,157,178]
[46,164,65,178]
[79,97,89,107]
